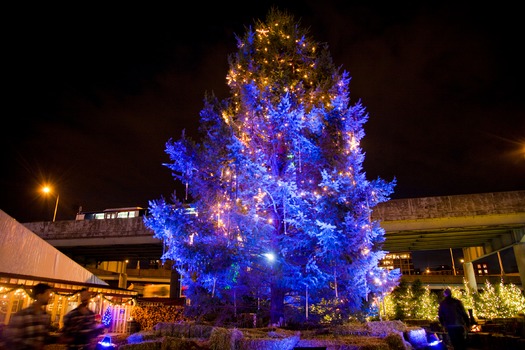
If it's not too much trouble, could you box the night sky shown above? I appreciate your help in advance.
[2,2,523,232]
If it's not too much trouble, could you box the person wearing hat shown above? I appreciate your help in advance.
[438,288,470,350]
[3,283,55,349]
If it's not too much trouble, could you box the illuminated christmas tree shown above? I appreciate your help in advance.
[145,8,400,324]
[102,305,112,328]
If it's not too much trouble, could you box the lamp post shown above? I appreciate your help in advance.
[42,186,59,222]
[449,248,457,276]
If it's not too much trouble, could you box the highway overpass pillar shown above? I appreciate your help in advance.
[464,262,477,291]
[513,243,525,288]
[119,273,128,289]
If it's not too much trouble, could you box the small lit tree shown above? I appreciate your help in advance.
[497,282,525,317]
[382,279,525,321]
[102,305,112,328]
[474,280,525,319]
[414,287,439,320]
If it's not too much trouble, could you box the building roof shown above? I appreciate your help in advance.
[0,209,107,287]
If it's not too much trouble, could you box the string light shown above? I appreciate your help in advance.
[0,285,136,305]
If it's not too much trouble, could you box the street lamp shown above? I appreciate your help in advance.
[449,248,457,276]
[42,186,59,222]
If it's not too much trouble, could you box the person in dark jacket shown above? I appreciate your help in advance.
[3,283,55,349]
[438,288,470,350]
[61,289,104,349]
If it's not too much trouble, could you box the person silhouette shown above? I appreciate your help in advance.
[3,283,55,349]
[438,288,470,350]
[61,289,104,350]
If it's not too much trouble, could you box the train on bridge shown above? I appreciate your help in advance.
[75,205,197,221]
[75,206,148,220]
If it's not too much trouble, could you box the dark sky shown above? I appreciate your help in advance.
[2,2,524,225]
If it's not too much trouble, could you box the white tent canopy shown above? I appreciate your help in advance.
[0,209,108,286]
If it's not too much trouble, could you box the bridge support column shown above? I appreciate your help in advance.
[513,243,525,289]
[463,246,486,262]
[462,247,481,291]
[464,262,477,291]
[118,273,128,289]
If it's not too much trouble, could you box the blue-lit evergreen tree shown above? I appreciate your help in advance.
[102,306,112,328]
[145,9,400,325]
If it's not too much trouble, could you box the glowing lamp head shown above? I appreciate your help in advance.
[263,252,276,262]
[97,335,116,349]
[426,333,442,347]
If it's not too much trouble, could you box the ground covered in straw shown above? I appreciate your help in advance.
[112,320,430,350]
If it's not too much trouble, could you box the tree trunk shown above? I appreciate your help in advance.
[169,265,181,299]
[270,281,285,326]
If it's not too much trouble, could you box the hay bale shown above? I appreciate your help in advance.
[239,333,300,350]
[209,327,243,350]
[171,322,191,337]
[404,327,429,350]
[384,332,411,350]
[127,331,158,344]
[332,323,369,336]
[190,324,215,338]
[160,337,209,350]
[296,335,392,350]
[366,321,407,337]
[119,339,162,350]
[153,322,174,336]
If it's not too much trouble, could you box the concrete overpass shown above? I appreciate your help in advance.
[374,190,525,290]
[23,190,525,290]
[376,191,525,253]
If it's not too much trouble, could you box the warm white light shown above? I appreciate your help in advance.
[41,185,59,222]
[263,252,276,262]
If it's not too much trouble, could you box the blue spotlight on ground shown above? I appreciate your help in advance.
[95,335,117,350]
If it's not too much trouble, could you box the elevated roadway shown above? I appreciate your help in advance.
[375,191,525,255]
[24,216,163,263]
[23,190,525,288]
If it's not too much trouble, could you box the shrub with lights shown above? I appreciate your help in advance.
[382,279,525,321]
